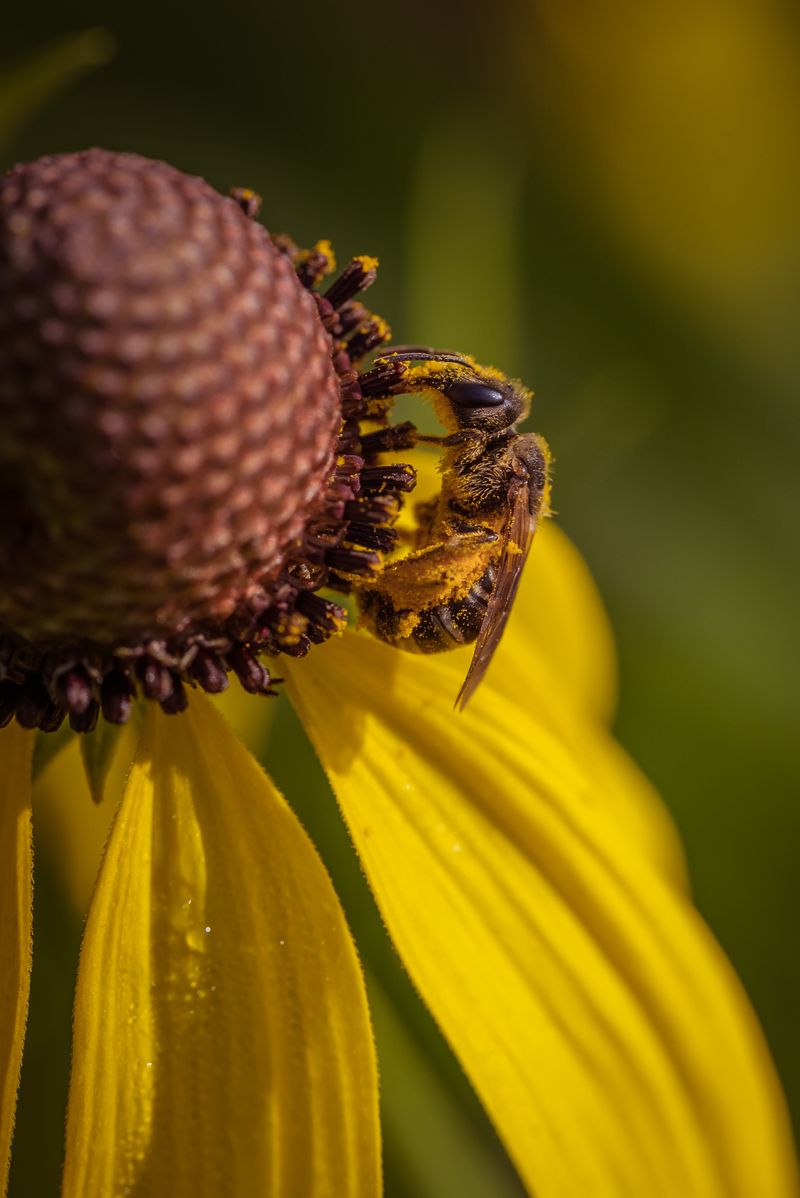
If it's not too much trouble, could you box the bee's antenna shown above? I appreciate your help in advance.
[375,346,473,368]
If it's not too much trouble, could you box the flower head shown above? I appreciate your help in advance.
[0,148,411,729]
[0,149,797,1198]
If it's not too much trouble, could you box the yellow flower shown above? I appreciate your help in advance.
[0,148,797,1198]
[2,521,797,1196]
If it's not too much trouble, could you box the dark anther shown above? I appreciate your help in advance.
[2,638,36,685]
[69,699,99,735]
[332,348,353,376]
[101,671,135,725]
[340,391,367,423]
[336,301,369,338]
[346,522,399,553]
[280,560,328,590]
[304,520,347,550]
[295,241,337,290]
[325,547,381,576]
[273,636,311,658]
[318,485,353,516]
[257,608,309,649]
[0,680,20,727]
[358,464,417,494]
[160,675,188,715]
[334,454,366,485]
[344,494,402,524]
[295,591,347,635]
[229,187,263,219]
[293,591,344,646]
[190,647,229,694]
[58,667,95,716]
[39,703,66,734]
[358,422,419,455]
[323,256,378,310]
[228,644,271,694]
[15,675,51,729]
[270,232,299,258]
[312,292,341,335]
[136,657,174,703]
[346,320,392,365]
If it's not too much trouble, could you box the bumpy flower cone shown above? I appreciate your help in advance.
[0,149,409,730]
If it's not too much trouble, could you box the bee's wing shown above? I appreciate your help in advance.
[456,478,536,711]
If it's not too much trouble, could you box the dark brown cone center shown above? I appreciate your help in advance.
[0,149,341,646]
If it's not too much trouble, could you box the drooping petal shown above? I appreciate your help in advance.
[0,723,34,1196]
[373,465,683,886]
[490,608,687,889]
[515,520,618,725]
[63,693,380,1198]
[287,633,798,1198]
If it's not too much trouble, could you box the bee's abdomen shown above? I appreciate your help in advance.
[359,566,496,654]
[411,564,495,653]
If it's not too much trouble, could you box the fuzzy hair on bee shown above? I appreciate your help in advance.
[353,347,551,709]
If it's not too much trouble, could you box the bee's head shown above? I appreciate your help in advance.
[374,347,531,435]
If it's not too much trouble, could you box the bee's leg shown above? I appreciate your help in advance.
[386,496,443,551]
[414,431,486,449]
[445,516,499,542]
[362,529,498,619]
[412,498,439,544]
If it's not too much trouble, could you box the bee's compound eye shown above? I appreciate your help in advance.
[444,379,506,408]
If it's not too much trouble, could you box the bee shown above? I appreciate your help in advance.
[355,347,551,709]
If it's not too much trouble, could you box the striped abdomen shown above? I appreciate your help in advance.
[364,563,497,655]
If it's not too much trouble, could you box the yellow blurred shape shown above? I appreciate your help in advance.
[521,1,800,373]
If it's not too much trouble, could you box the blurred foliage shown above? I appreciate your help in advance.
[0,29,113,154]
[3,0,800,1192]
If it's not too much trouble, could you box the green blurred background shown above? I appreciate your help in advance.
[2,2,799,1193]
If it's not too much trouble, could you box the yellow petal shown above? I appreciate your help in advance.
[515,520,618,725]
[63,693,380,1197]
[286,633,798,1198]
[375,457,681,885]
[0,723,34,1196]
[490,605,686,889]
